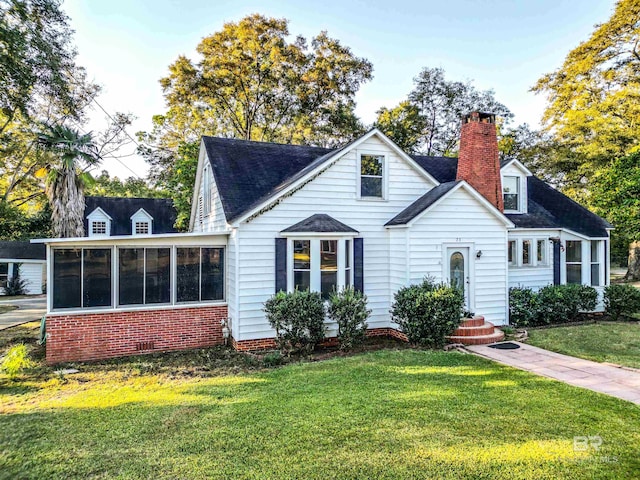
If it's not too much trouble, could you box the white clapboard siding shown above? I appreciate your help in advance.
[0,261,45,295]
[407,187,509,325]
[234,135,435,341]
[226,228,238,334]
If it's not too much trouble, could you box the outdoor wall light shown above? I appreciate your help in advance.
[476,250,483,258]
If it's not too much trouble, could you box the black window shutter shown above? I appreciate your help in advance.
[553,240,561,285]
[275,238,287,293]
[354,237,364,293]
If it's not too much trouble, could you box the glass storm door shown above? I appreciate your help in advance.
[447,247,470,309]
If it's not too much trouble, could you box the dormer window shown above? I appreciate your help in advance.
[131,208,153,236]
[92,221,107,235]
[86,207,112,237]
[135,221,150,235]
[360,154,385,199]
[503,176,520,211]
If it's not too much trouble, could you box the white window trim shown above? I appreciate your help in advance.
[356,151,388,201]
[503,175,522,213]
[286,237,354,295]
[508,237,550,268]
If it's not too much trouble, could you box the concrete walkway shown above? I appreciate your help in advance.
[0,296,46,330]
[467,341,640,405]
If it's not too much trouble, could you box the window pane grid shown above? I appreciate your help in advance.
[566,241,582,284]
[92,221,106,235]
[360,154,384,198]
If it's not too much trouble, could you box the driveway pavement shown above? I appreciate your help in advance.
[0,295,46,330]
[467,341,640,405]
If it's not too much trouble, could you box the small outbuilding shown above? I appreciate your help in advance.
[0,241,46,295]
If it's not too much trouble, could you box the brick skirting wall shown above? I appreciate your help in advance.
[232,327,409,351]
[46,305,228,364]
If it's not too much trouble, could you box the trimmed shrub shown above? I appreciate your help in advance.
[391,278,464,348]
[3,264,28,296]
[327,286,370,350]
[264,290,326,355]
[604,284,640,320]
[510,284,598,327]
[1,344,34,379]
[509,287,540,327]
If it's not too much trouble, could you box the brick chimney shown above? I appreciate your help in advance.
[456,112,504,211]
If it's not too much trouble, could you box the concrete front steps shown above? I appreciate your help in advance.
[446,316,505,345]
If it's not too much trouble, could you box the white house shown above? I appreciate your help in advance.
[35,112,611,363]
[0,241,46,295]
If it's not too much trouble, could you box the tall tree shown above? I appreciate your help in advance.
[0,0,82,129]
[38,124,99,237]
[86,170,165,199]
[533,0,640,181]
[533,0,640,277]
[143,14,373,225]
[375,67,512,156]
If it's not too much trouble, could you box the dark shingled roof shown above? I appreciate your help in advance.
[385,181,461,226]
[203,136,333,223]
[281,214,358,233]
[505,177,612,237]
[411,155,458,183]
[84,197,178,236]
[202,136,611,237]
[0,241,45,260]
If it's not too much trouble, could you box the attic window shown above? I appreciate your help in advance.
[91,221,107,236]
[203,166,212,215]
[503,176,520,211]
[135,222,150,235]
[360,154,385,199]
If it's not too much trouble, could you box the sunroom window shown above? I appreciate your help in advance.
[566,240,582,284]
[591,240,601,287]
[360,154,384,198]
[176,247,224,302]
[53,248,112,309]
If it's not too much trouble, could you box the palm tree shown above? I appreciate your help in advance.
[38,124,100,238]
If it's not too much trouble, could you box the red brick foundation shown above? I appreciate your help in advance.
[232,327,409,352]
[46,305,228,364]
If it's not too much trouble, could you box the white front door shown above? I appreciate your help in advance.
[446,247,471,310]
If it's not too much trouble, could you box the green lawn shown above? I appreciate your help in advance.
[2,348,640,479]
[527,322,640,369]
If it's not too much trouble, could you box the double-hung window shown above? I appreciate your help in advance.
[360,154,384,198]
[566,240,582,284]
[503,176,519,211]
[522,240,531,265]
[508,241,516,266]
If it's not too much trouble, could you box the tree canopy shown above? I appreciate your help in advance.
[375,67,512,155]
[533,0,640,179]
[142,14,374,227]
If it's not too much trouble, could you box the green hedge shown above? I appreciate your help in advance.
[604,284,640,320]
[509,284,598,327]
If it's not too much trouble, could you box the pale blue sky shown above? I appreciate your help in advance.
[63,0,616,178]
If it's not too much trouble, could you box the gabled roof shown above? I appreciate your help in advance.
[385,181,513,228]
[200,134,610,237]
[281,214,358,234]
[385,181,461,226]
[0,241,45,260]
[506,177,612,237]
[84,197,177,236]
